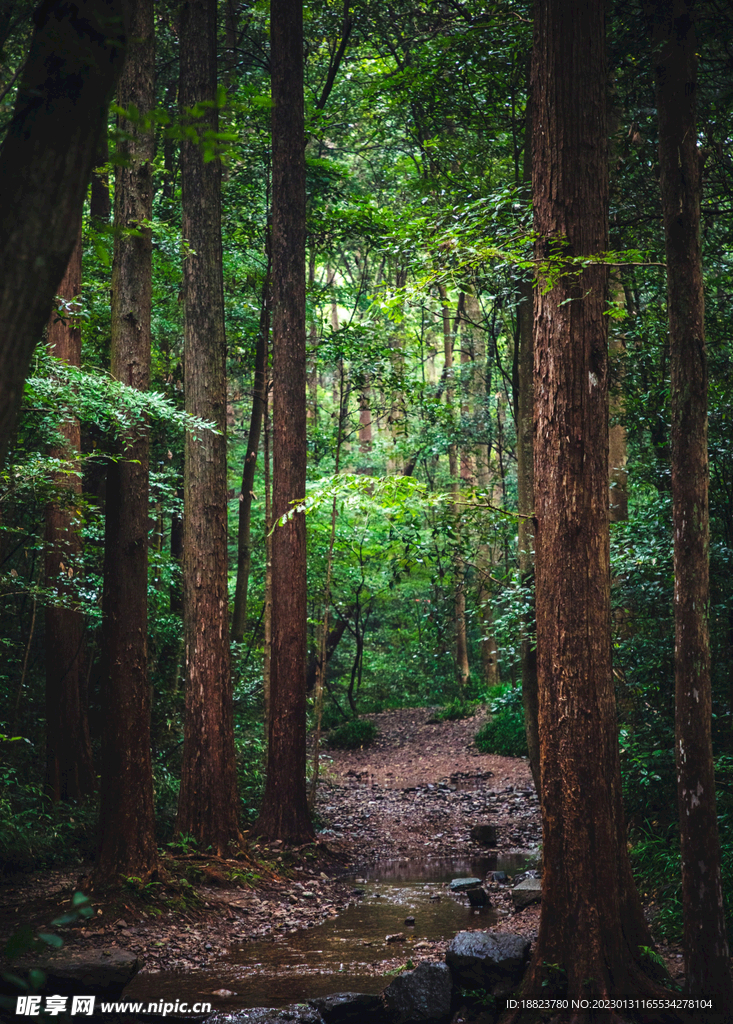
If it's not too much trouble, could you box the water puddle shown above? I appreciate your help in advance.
[124,854,528,1011]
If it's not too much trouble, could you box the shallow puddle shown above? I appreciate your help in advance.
[124,854,527,1012]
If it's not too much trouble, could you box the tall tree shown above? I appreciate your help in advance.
[513,0,670,1006]
[96,0,157,883]
[254,0,314,842]
[654,0,733,1004]
[232,257,270,643]
[44,229,95,804]
[0,0,125,466]
[176,0,241,854]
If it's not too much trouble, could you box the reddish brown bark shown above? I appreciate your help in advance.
[512,0,670,1012]
[254,0,314,843]
[655,0,733,1006]
[176,0,241,854]
[438,283,470,690]
[96,0,157,883]
[44,229,95,804]
[232,264,270,643]
[0,0,125,467]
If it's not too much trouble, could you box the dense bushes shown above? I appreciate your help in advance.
[474,685,528,758]
[326,718,378,750]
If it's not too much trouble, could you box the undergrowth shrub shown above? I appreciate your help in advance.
[327,718,378,750]
[431,697,482,722]
[474,684,527,757]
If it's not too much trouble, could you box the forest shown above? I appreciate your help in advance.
[1,0,733,1020]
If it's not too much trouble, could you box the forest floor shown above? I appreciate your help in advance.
[0,706,686,997]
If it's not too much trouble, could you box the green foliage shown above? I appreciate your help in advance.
[326,718,378,750]
[0,762,97,873]
[431,697,482,722]
[474,685,527,758]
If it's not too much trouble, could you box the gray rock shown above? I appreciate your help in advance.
[309,992,385,1024]
[382,962,452,1024]
[448,878,482,892]
[511,877,542,909]
[466,888,489,907]
[469,824,498,846]
[206,1009,323,1024]
[42,949,140,995]
[445,931,530,988]
[490,871,507,883]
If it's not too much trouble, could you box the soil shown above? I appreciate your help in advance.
[0,706,686,996]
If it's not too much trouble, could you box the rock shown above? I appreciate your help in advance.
[386,932,406,942]
[511,877,542,909]
[469,824,498,846]
[448,878,482,893]
[382,961,452,1023]
[42,948,140,995]
[466,888,489,907]
[206,1009,323,1024]
[404,916,416,926]
[490,871,507,883]
[309,992,386,1024]
[446,931,530,988]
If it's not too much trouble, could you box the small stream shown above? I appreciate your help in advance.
[123,854,528,1012]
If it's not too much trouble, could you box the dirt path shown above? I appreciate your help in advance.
[0,708,542,983]
[316,707,541,861]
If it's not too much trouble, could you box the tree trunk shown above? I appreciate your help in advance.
[514,96,540,796]
[231,263,270,643]
[176,0,241,855]
[0,0,125,466]
[254,0,314,843]
[96,0,157,884]
[438,283,470,691]
[514,0,668,1008]
[655,0,733,1005]
[44,229,95,804]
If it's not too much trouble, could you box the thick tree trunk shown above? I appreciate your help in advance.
[255,0,314,843]
[655,0,733,1006]
[514,0,668,1010]
[516,274,539,795]
[96,0,157,883]
[231,268,269,643]
[514,101,540,796]
[0,0,125,467]
[176,0,241,854]
[44,230,95,804]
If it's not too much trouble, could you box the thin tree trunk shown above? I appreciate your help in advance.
[176,0,241,854]
[232,257,270,643]
[263,361,272,747]
[96,0,157,883]
[255,0,314,843]
[310,363,346,807]
[438,283,470,690]
[655,0,733,1005]
[513,0,668,1007]
[0,0,125,466]
[44,229,95,804]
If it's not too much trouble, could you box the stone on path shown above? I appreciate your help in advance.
[206,1009,323,1024]
[511,876,542,909]
[447,878,482,892]
[309,992,385,1024]
[382,961,452,1024]
[43,948,140,994]
[469,824,498,846]
[446,931,530,989]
